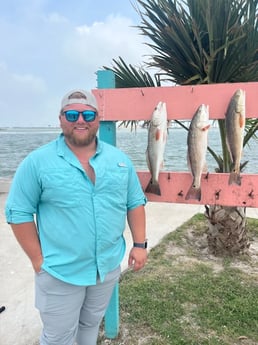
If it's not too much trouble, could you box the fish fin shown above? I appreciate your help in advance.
[228,171,241,186]
[201,124,210,131]
[145,149,151,171]
[145,179,161,196]
[239,114,245,128]
[155,129,162,141]
[197,120,210,131]
[185,185,201,201]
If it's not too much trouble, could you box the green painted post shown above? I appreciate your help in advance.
[97,69,119,339]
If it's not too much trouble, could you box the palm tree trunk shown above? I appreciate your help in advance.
[204,205,250,256]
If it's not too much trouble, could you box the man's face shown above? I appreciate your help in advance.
[59,103,99,148]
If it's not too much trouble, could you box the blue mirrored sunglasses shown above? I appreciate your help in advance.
[62,110,97,122]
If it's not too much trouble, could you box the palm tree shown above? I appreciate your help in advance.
[104,0,258,256]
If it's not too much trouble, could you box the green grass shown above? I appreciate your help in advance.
[98,214,258,345]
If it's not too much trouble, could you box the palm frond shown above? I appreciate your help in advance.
[244,119,258,147]
[136,0,258,84]
[103,56,157,88]
[102,57,159,129]
[103,0,258,171]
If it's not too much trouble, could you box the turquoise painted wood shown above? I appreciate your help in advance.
[97,70,116,145]
[97,70,119,339]
[98,120,116,146]
[103,281,120,339]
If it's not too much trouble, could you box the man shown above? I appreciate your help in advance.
[5,89,147,345]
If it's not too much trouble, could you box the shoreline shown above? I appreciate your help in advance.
[0,180,11,193]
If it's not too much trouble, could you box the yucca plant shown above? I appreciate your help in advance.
[104,0,258,255]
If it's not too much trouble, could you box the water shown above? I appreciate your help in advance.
[117,125,258,173]
[0,125,257,183]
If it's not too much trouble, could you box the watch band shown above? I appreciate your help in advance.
[133,241,147,249]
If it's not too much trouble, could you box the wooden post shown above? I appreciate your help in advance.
[97,70,116,145]
[97,70,119,339]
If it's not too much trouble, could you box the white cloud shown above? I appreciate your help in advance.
[0,5,153,127]
[62,14,151,85]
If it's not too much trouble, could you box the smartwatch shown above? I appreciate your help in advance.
[133,240,148,249]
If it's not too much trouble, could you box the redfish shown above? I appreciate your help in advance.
[145,102,167,195]
[185,104,210,201]
[225,89,246,185]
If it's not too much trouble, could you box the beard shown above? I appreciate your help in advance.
[64,129,97,147]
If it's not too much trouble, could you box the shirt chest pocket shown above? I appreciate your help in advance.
[40,169,85,207]
[103,166,129,194]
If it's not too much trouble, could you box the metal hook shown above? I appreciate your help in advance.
[141,89,144,96]
[178,190,184,197]
[248,189,254,199]
[215,189,221,200]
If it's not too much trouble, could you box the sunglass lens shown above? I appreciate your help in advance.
[64,110,79,122]
[83,111,96,122]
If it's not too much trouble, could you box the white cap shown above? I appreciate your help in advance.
[61,89,98,111]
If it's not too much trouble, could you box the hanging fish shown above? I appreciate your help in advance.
[225,89,246,186]
[145,101,167,196]
[185,104,210,201]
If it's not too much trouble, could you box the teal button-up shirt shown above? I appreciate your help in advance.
[5,134,147,286]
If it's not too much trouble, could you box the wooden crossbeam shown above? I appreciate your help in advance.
[93,82,258,121]
[138,172,258,207]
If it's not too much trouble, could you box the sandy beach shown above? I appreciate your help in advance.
[1,180,258,345]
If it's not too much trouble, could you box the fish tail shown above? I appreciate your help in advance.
[185,186,201,201]
[228,171,241,186]
[145,179,161,196]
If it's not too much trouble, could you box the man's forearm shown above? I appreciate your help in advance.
[127,205,146,242]
[127,205,147,271]
[10,222,43,272]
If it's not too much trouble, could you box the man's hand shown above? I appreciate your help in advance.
[32,255,43,273]
[128,247,147,271]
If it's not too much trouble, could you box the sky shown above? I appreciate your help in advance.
[0,0,153,127]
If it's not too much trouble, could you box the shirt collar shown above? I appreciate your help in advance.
[57,133,103,159]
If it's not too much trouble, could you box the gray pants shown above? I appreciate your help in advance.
[35,266,120,345]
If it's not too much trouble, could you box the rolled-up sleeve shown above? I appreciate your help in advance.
[5,155,41,224]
